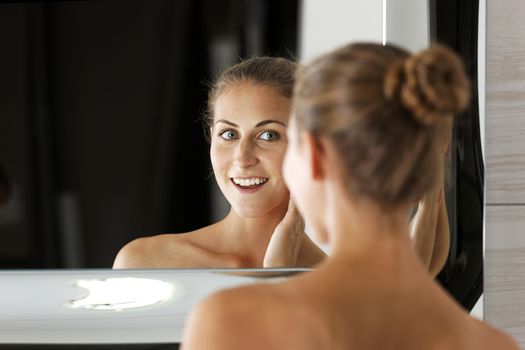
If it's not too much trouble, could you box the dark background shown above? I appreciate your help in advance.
[0,0,299,269]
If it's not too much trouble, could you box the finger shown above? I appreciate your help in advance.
[288,199,305,230]
[287,198,297,215]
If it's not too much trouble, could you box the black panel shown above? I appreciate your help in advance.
[0,4,57,268]
[0,0,299,268]
[431,0,484,311]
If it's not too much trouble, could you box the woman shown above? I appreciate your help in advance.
[182,44,519,349]
[113,57,326,268]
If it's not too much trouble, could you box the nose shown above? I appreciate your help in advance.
[233,138,258,168]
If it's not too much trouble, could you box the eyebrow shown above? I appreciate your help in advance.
[215,119,287,128]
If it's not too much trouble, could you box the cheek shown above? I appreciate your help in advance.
[270,146,287,176]
[210,143,230,178]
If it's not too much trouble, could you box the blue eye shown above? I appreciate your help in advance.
[219,130,238,140]
[259,130,280,141]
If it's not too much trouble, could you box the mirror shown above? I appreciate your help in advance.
[0,0,299,269]
[0,0,483,311]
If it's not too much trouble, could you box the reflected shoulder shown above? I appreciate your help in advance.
[112,223,233,269]
[112,232,195,269]
[112,235,159,268]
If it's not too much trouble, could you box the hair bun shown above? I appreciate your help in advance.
[384,44,470,126]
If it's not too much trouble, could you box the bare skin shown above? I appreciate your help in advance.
[113,204,324,268]
[411,181,450,276]
[113,80,449,272]
[113,81,325,269]
[182,128,519,350]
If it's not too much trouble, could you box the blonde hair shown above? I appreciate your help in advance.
[293,43,470,206]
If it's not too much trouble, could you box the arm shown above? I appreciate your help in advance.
[411,180,448,274]
[427,194,450,276]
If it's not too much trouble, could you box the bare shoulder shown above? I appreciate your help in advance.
[112,227,212,269]
[183,284,321,350]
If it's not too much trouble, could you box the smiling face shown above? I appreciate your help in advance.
[210,81,291,218]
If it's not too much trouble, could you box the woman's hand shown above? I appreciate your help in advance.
[263,199,306,268]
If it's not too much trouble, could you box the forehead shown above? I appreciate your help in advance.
[214,82,291,126]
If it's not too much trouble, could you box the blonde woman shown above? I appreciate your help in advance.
[183,44,518,349]
[113,57,325,268]
[114,55,451,273]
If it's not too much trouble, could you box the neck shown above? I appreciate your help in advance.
[326,187,413,260]
[219,200,288,263]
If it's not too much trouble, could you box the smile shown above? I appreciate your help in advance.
[230,177,269,191]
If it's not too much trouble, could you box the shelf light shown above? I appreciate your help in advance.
[67,277,178,311]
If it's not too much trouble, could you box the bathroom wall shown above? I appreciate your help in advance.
[485,0,525,346]
[299,0,382,62]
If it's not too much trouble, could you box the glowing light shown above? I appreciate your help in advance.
[67,277,178,311]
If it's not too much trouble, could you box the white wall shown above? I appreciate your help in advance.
[299,0,429,63]
[479,0,486,160]
[384,0,429,52]
[299,0,382,63]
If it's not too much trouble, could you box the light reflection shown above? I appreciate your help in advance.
[67,277,178,311]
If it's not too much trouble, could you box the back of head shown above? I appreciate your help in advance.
[293,43,470,206]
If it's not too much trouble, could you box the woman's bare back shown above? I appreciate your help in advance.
[183,252,519,350]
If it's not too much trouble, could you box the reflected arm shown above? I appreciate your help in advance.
[410,183,450,277]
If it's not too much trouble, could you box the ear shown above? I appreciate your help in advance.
[302,131,325,180]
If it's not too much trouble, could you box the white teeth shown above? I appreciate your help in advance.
[232,177,268,187]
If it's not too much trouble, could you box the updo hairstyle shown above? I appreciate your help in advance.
[293,43,470,206]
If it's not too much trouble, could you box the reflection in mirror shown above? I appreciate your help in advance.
[0,0,300,269]
[429,0,484,313]
[0,0,483,312]
[112,56,327,269]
